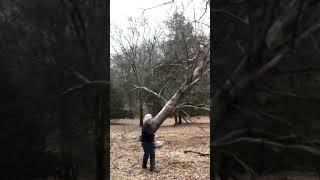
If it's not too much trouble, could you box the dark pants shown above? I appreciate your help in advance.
[141,142,155,170]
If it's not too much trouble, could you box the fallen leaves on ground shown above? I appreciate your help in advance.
[110,116,210,180]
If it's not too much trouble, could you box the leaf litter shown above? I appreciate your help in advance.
[110,116,210,180]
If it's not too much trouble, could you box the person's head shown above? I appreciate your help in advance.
[143,114,153,124]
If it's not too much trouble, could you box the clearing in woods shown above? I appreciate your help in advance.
[110,116,210,179]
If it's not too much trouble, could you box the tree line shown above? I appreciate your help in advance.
[110,12,210,126]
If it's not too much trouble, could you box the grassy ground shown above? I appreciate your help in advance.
[110,116,210,180]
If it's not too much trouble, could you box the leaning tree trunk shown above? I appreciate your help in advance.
[152,84,189,132]
[136,47,210,131]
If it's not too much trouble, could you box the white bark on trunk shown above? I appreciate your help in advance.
[152,88,184,131]
[150,47,210,132]
[152,80,196,131]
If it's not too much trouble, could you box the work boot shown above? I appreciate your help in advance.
[150,153,159,172]
[142,157,148,169]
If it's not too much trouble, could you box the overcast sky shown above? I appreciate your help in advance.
[110,0,209,54]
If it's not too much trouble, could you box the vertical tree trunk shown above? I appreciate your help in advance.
[95,94,106,180]
[128,94,132,112]
[174,113,178,124]
[139,90,143,127]
[59,96,77,180]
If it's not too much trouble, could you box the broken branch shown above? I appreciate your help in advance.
[183,150,209,156]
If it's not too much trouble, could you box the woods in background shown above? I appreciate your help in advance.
[213,0,320,179]
[0,0,107,179]
[110,11,210,126]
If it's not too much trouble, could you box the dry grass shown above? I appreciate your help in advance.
[110,116,210,180]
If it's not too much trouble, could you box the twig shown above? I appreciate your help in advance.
[141,0,175,13]
[183,150,209,156]
[221,150,257,176]
[259,87,320,103]
[199,0,209,21]
[71,69,90,83]
[213,9,249,25]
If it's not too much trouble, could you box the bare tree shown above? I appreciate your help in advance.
[152,44,209,131]
[122,9,210,130]
[213,0,320,178]
[111,17,164,126]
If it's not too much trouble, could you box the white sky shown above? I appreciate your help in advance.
[110,0,209,54]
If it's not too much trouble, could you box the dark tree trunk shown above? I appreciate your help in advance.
[178,114,182,124]
[95,93,106,180]
[139,90,143,127]
[128,94,132,112]
[59,97,78,180]
[174,113,178,124]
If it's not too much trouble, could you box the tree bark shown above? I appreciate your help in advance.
[152,84,188,131]
[95,94,106,180]
[174,113,178,124]
[139,90,144,127]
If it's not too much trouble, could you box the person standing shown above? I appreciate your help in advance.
[140,114,159,172]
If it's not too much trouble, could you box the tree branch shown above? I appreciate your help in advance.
[215,137,320,157]
[221,150,257,176]
[233,105,294,128]
[257,53,286,76]
[199,0,209,21]
[259,87,320,103]
[130,84,167,102]
[176,104,210,111]
[178,109,192,123]
[71,69,90,83]
[212,9,249,25]
[152,62,187,71]
[275,66,320,74]
[183,150,209,156]
[141,0,175,13]
[61,80,109,96]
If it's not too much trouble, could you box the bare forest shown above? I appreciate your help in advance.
[110,0,210,179]
[1,0,107,179]
[3,0,320,179]
[213,0,320,179]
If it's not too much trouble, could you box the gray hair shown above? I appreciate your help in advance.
[143,114,153,124]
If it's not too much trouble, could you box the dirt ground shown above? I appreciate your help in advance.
[110,116,210,180]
